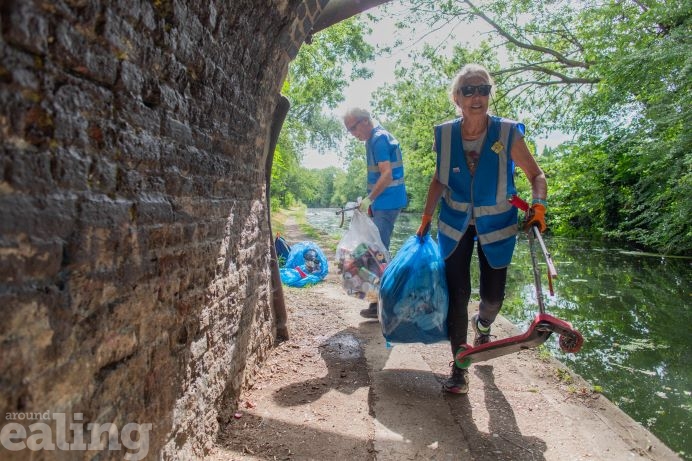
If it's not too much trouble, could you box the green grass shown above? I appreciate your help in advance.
[271,206,341,250]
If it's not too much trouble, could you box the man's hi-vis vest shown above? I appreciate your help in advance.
[367,126,407,210]
[434,116,522,269]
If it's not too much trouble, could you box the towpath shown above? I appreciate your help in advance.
[209,216,681,461]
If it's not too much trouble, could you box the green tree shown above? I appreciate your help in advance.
[377,0,691,253]
[271,17,375,209]
[334,144,368,205]
[300,167,346,207]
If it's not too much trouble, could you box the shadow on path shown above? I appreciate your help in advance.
[271,323,547,460]
[445,364,547,461]
[272,325,373,406]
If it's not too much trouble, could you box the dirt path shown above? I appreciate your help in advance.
[209,217,681,461]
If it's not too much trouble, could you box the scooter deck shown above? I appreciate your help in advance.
[455,313,583,369]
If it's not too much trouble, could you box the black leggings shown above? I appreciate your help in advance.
[445,226,507,356]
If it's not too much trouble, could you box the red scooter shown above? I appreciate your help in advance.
[454,195,583,369]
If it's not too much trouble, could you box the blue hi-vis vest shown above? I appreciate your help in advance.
[367,126,407,210]
[434,116,521,269]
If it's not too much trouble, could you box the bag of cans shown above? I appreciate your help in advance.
[335,210,390,302]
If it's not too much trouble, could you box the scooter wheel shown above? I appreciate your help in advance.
[454,344,472,369]
[559,331,584,353]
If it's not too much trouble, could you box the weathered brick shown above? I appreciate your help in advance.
[1,0,303,458]
[53,21,118,86]
[2,2,50,54]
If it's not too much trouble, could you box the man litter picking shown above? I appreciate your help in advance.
[343,107,408,318]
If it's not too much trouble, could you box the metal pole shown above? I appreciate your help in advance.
[528,229,546,315]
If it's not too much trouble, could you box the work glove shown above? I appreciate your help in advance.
[416,214,432,242]
[524,203,547,233]
[357,195,373,217]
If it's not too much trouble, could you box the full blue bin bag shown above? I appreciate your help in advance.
[378,235,448,344]
[279,241,329,288]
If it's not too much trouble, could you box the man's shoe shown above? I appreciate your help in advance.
[471,313,492,346]
[443,364,469,394]
[359,303,378,319]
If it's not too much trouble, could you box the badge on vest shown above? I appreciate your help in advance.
[491,141,504,154]
[453,167,460,173]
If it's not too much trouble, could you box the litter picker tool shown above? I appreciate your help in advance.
[335,204,360,228]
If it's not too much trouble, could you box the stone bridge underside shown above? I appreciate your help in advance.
[0,0,391,458]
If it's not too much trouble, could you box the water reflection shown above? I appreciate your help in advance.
[306,209,692,458]
[508,238,691,457]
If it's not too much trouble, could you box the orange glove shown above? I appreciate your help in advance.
[416,214,433,240]
[525,203,547,233]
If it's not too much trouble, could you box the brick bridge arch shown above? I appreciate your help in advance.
[0,0,392,458]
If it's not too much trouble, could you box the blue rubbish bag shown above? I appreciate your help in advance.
[279,241,329,288]
[274,234,291,267]
[378,234,448,344]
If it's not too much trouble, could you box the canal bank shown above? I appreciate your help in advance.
[210,213,682,460]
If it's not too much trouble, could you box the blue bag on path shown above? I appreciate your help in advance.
[275,234,291,267]
[279,241,329,288]
[378,234,449,344]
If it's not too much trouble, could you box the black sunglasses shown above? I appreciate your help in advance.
[459,84,492,97]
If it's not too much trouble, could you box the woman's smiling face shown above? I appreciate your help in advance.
[454,75,490,118]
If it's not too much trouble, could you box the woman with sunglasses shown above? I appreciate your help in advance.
[416,63,547,394]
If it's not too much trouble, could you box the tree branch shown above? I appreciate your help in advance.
[494,63,600,84]
[462,0,595,69]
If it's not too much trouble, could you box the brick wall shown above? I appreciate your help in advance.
[0,0,327,458]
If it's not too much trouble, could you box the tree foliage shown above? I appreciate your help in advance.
[373,0,691,254]
[282,17,374,153]
[271,18,375,210]
[276,0,690,254]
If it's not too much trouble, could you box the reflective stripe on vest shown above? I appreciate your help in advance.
[438,123,453,187]
[367,178,406,190]
[367,129,405,190]
[477,221,518,246]
[441,189,470,212]
[367,160,403,172]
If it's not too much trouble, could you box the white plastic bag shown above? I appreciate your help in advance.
[335,210,390,302]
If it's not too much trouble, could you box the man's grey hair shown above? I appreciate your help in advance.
[343,107,371,122]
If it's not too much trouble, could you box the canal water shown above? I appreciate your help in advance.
[304,208,691,459]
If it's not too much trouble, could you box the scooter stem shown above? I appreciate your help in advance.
[533,225,557,280]
[528,228,546,314]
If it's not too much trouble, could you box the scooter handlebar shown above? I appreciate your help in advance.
[508,194,529,212]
